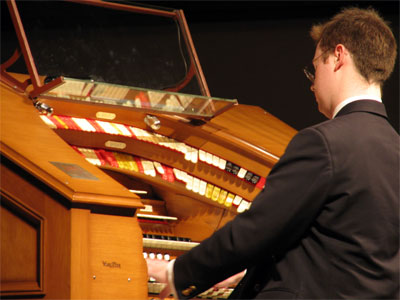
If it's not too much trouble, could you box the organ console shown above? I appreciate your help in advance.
[0,1,297,299]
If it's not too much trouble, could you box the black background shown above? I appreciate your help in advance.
[169,1,399,131]
[1,1,398,132]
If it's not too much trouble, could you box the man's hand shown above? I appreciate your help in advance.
[146,258,172,299]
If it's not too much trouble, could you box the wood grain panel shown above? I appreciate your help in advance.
[0,191,44,295]
[0,157,71,299]
[88,213,147,299]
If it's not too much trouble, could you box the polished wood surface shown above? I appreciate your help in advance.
[70,208,147,299]
[1,78,148,298]
[1,72,296,299]
[1,195,43,294]
[1,158,71,298]
[1,77,143,209]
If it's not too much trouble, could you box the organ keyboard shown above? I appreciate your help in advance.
[1,72,296,299]
[1,1,297,299]
[37,112,262,212]
[142,234,199,251]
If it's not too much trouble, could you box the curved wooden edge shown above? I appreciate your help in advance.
[213,129,280,165]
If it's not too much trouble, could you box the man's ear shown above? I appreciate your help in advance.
[333,44,346,72]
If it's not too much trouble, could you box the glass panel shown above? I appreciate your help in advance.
[2,1,207,96]
[41,77,237,118]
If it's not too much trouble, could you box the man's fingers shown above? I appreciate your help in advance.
[159,285,172,299]
[146,258,169,283]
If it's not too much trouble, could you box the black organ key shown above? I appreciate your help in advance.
[250,175,260,184]
[244,171,253,182]
[225,161,233,173]
[231,164,240,175]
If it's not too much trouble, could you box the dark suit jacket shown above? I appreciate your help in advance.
[173,100,399,299]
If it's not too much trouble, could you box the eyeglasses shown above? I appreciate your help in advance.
[303,49,331,84]
[303,66,315,83]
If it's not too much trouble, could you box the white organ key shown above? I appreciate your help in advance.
[247,201,252,210]
[143,237,199,251]
[177,143,188,154]
[218,158,227,170]
[170,140,180,152]
[138,129,153,142]
[163,139,178,151]
[199,149,206,162]
[71,117,96,132]
[130,127,151,142]
[142,237,199,251]
[186,175,193,191]
[39,115,57,129]
[190,149,198,164]
[113,123,132,136]
[233,195,243,206]
[96,120,119,135]
[153,161,165,174]
[142,159,156,177]
[153,133,164,145]
[181,171,189,183]
[148,133,159,144]
[128,126,141,137]
[199,180,207,196]
[237,167,247,179]
[237,200,250,213]
[192,177,200,193]
[205,152,213,164]
[184,148,192,161]
[159,140,174,150]
[78,147,101,166]
[173,168,182,181]
[212,155,220,167]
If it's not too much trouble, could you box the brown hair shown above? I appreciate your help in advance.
[310,7,397,85]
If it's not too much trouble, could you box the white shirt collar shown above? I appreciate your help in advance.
[332,95,382,118]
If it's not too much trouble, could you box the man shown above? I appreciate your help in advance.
[147,7,399,299]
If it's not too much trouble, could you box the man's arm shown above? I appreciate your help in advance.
[149,127,333,299]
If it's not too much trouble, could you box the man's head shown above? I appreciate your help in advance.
[310,7,397,86]
[307,7,397,118]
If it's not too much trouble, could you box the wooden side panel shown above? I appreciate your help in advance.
[70,208,148,299]
[0,193,44,295]
[89,213,147,299]
[0,157,71,299]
